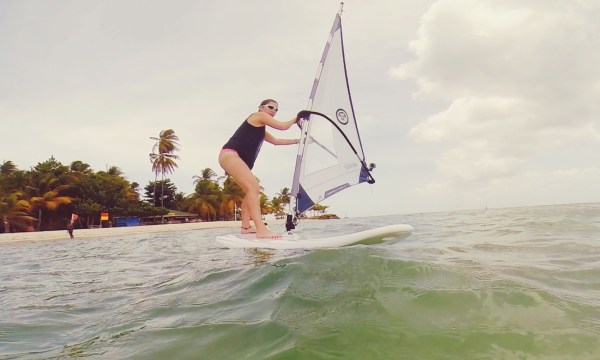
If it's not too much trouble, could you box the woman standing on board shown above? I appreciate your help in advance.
[219,99,302,239]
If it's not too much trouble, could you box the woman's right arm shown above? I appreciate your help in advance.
[251,112,298,130]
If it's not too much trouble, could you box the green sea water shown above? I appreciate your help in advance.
[1,203,599,359]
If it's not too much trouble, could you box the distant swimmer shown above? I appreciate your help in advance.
[66,222,74,239]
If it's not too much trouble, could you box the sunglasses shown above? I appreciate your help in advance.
[263,105,278,112]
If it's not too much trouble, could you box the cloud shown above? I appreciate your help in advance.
[391,0,600,193]
[2,0,599,215]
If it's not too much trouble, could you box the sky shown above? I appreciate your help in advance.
[1,0,599,217]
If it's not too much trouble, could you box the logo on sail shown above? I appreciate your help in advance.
[324,183,350,198]
[336,108,349,125]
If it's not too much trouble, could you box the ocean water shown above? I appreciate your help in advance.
[1,203,599,359]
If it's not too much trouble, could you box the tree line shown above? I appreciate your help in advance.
[0,129,328,233]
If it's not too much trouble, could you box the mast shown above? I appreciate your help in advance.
[286,5,342,232]
[286,2,374,231]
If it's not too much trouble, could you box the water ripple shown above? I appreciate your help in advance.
[1,204,600,359]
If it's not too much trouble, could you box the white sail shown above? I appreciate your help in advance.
[287,5,374,231]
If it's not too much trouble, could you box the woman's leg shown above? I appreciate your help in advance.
[219,151,278,238]
[240,196,256,233]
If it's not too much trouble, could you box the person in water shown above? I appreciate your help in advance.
[66,221,74,239]
[219,99,303,239]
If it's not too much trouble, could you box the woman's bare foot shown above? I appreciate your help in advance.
[256,228,280,239]
[241,226,257,234]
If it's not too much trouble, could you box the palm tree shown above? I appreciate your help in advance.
[151,129,180,154]
[26,173,73,230]
[121,183,140,202]
[216,174,227,186]
[259,192,272,217]
[172,192,187,211]
[1,161,21,194]
[130,182,141,201]
[150,129,180,207]
[104,165,138,201]
[220,176,244,220]
[188,180,220,221]
[149,155,178,207]
[0,193,36,233]
[106,165,124,177]
[193,167,217,184]
[69,161,93,174]
[276,187,291,205]
[312,203,329,216]
[1,160,17,175]
[270,196,284,219]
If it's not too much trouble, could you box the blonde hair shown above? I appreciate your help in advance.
[260,99,277,106]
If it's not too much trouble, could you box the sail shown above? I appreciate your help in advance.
[287,5,374,230]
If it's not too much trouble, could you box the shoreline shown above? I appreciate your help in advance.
[0,218,288,244]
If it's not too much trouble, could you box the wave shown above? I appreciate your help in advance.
[2,203,600,359]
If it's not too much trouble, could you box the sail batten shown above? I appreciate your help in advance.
[287,6,373,231]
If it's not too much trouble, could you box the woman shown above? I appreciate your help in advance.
[219,99,300,238]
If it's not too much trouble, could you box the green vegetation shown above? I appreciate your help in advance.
[0,128,333,234]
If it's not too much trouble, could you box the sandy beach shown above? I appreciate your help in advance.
[0,218,288,244]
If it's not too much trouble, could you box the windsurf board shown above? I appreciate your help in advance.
[215,224,413,250]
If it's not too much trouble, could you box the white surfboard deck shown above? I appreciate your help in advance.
[215,224,413,249]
